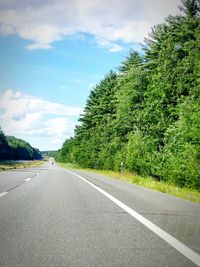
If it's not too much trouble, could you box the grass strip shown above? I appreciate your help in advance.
[59,162,200,204]
[0,160,45,171]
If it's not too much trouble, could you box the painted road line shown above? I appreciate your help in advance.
[25,178,31,182]
[0,192,8,198]
[67,170,200,267]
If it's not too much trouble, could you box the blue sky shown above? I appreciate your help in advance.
[0,0,180,151]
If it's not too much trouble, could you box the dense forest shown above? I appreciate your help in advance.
[0,127,42,160]
[56,0,200,190]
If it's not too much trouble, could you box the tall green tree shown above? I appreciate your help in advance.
[57,0,200,189]
[0,127,11,160]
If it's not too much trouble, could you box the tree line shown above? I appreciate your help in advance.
[0,127,42,160]
[41,150,57,158]
[56,0,200,190]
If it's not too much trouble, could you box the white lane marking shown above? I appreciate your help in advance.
[67,170,200,266]
[36,172,40,175]
[0,192,8,198]
[25,178,31,182]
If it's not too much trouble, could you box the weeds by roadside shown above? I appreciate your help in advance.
[0,160,45,171]
[59,162,200,204]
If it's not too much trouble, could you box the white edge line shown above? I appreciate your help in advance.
[0,191,8,198]
[25,178,31,182]
[67,170,200,267]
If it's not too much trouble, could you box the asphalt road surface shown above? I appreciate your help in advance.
[0,162,200,266]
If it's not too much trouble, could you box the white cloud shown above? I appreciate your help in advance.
[0,89,82,118]
[95,37,123,52]
[0,89,82,149]
[0,0,180,51]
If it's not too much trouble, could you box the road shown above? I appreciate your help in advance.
[0,162,200,266]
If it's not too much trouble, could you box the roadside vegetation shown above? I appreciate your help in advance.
[0,160,44,171]
[59,163,200,204]
[56,0,200,193]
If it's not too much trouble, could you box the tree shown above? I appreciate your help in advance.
[0,127,10,160]
[57,0,200,189]
[0,128,42,160]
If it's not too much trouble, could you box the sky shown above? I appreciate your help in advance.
[0,0,180,151]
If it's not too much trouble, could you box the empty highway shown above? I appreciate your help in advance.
[0,162,200,266]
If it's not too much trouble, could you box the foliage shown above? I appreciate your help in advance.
[57,0,200,190]
[0,128,42,160]
[0,127,11,160]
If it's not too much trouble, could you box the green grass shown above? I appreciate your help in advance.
[0,160,45,171]
[59,162,200,204]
